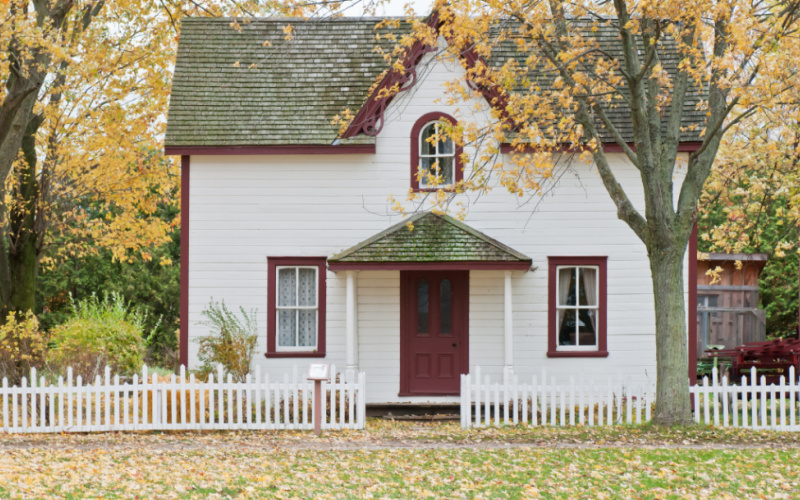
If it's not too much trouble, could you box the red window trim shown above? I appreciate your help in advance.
[410,112,464,192]
[266,256,327,358]
[547,256,609,358]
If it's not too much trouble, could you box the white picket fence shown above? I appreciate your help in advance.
[461,366,800,430]
[691,366,800,430]
[0,364,366,433]
[460,366,655,428]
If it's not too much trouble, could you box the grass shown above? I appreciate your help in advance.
[1,420,799,498]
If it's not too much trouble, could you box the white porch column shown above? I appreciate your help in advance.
[345,270,359,379]
[504,270,513,379]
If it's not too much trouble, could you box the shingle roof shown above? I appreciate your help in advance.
[165,17,706,148]
[490,19,706,144]
[328,212,532,263]
[166,17,400,147]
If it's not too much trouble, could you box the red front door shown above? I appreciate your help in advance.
[400,271,469,396]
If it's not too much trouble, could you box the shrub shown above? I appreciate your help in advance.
[0,312,47,385]
[195,299,258,382]
[48,293,146,380]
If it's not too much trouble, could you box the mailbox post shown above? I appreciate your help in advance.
[307,363,330,436]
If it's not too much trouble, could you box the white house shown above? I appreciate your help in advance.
[165,16,702,403]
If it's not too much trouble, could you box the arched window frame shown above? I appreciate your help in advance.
[410,112,463,191]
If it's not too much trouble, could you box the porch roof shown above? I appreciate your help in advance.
[328,212,532,271]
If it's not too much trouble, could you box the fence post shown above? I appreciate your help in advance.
[2,377,8,432]
[141,365,148,430]
[104,367,111,430]
[790,366,797,430]
[474,366,481,427]
[759,374,767,428]
[712,367,719,427]
[460,373,468,428]
[779,375,787,430]
[722,374,729,428]
[132,373,139,431]
[358,371,366,429]
[67,367,74,430]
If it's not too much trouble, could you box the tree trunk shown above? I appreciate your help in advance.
[7,115,42,314]
[649,245,693,425]
[8,226,38,314]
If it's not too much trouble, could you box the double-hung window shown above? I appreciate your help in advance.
[410,112,463,191]
[556,266,599,349]
[277,266,318,349]
[267,257,326,357]
[418,121,455,188]
[548,257,608,357]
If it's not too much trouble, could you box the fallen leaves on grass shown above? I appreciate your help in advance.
[0,421,799,498]
[0,446,798,499]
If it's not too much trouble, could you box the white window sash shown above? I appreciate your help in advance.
[275,266,319,351]
[418,121,455,187]
[555,265,600,350]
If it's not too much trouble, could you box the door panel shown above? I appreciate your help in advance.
[415,354,431,378]
[400,271,469,395]
[438,354,454,378]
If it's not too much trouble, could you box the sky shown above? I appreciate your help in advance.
[348,0,434,17]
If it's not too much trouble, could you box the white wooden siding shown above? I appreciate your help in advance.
[187,49,688,403]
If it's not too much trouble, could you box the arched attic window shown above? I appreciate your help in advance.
[410,112,463,191]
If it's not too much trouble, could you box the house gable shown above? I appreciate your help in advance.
[165,16,706,154]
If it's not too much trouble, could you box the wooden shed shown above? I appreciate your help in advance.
[695,253,768,360]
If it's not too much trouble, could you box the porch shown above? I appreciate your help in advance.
[327,212,532,401]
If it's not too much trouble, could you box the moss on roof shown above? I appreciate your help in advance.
[166,17,401,147]
[329,212,532,263]
[166,17,705,147]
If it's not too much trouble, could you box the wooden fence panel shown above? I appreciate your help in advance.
[0,365,366,434]
[460,366,800,430]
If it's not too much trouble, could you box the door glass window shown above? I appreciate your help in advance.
[417,279,429,334]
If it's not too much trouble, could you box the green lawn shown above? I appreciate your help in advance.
[1,421,799,498]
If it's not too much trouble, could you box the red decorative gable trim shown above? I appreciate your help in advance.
[457,45,512,124]
[340,12,512,139]
[340,15,440,139]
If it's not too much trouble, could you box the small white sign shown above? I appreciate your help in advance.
[307,363,330,381]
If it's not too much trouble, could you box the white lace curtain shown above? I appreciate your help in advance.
[277,267,317,347]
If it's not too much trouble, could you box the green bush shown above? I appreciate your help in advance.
[195,299,258,382]
[48,293,146,380]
